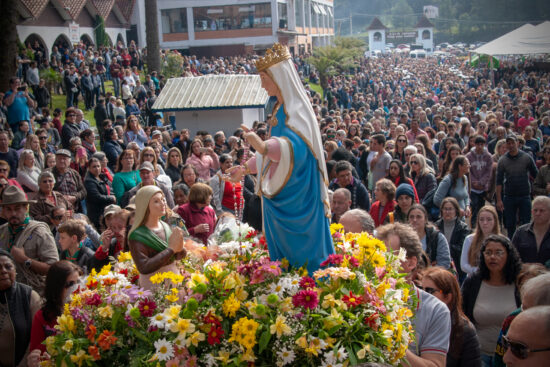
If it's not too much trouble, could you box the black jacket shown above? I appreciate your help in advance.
[447,318,482,367]
[0,282,33,366]
[424,226,441,263]
[436,218,471,279]
[61,120,81,149]
[103,140,123,171]
[511,222,550,266]
[84,174,114,229]
[461,272,521,325]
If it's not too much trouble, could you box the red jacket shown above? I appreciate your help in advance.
[370,200,396,227]
[176,202,216,244]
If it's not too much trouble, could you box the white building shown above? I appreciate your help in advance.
[415,16,434,53]
[131,0,335,56]
[367,17,387,54]
[15,0,134,57]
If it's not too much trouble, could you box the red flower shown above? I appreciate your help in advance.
[345,255,359,267]
[364,313,379,330]
[203,312,221,327]
[85,293,102,306]
[88,345,101,360]
[87,279,98,289]
[342,291,362,308]
[207,325,224,345]
[86,325,97,343]
[299,276,316,289]
[118,268,128,276]
[245,229,257,239]
[292,289,319,309]
[320,254,343,267]
[97,330,117,351]
[138,298,157,317]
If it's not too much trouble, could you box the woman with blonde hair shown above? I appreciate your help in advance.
[23,134,44,169]
[165,147,184,184]
[409,153,436,202]
[139,146,166,176]
[17,149,41,193]
[460,205,501,277]
[128,186,187,290]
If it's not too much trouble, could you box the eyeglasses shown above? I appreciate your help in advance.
[410,161,419,165]
[64,280,77,289]
[421,286,441,295]
[143,153,155,158]
[67,114,76,117]
[502,335,550,360]
[483,250,506,258]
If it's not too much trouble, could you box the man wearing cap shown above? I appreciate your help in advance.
[496,134,538,238]
[120,162,175,209]
[466,135,494,225]
[0,186,59,294]
[61,108,82,149]
[49,149,87,213]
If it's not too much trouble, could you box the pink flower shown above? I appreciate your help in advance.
[345,255,360,267]
[292,289,319,309]
[320,254,343,267]
[299,276,316,289]
[185,355,198,367]
[165,359,180,367]
[85,293,102,306]
[138,298,157,317]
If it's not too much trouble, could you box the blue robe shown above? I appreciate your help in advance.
[261,104,334,273]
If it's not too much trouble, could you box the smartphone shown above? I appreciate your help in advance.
[199,147,210,153]
[18,86,26,92]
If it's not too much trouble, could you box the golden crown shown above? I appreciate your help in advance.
[255,43,291,72]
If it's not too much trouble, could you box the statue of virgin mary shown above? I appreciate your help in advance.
[230,44,334,273]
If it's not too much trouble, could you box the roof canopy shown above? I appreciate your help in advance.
[473,22,550,55]
[367,17,388,31]
[152,75,269,112]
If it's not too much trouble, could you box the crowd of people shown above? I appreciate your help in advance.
[1,39,550,367]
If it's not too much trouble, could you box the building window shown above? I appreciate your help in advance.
[422,30,430,39]
[373,31,382,42]
[278,2,287,29]
[295,0,303,27]
[161,8,188,34]
[193,3,272,31]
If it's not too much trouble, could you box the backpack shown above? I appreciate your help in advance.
[421,181,452,221]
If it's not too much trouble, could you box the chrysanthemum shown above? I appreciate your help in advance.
[299,276,316,289]
[154,338,174,361]
[138,298,157,317]
[277,348,295,365]
[342,291,362,308]
[292,289,319,309]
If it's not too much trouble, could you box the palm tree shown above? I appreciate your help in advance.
[307,45,357,93]
[145,0,161,74]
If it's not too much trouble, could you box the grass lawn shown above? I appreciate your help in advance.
[49,79,117,129]
[307,80,323,95]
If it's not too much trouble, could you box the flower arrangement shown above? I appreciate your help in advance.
[44,223,415,366]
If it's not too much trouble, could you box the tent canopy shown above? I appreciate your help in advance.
[470,54,500,68]
[473,22,550,55]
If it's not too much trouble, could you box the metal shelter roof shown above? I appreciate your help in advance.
[152,74,269,112]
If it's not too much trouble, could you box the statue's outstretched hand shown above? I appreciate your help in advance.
[225,165,245,183]
[241,124,267,155]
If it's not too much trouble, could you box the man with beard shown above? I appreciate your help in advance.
[0,186,58,294]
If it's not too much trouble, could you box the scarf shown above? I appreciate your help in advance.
[8,216,30,250]
[63,242,83,262]
[82,140,96,155]
[128,221,171,253]
[102,168,113,183]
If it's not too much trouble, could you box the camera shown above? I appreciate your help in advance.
[18,86,26,92]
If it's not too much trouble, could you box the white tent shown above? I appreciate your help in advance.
[473,22,550,55]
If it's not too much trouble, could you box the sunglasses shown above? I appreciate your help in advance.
[502,335,550,360]
[53,215,64,220]
[397,139,407,143]
[143,153,155,158]
[39,136,48,140]
[410,161,419,165]
[421,286,441,295]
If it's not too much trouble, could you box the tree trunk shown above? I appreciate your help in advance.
[145,0,161,74]
[0,1,18,91]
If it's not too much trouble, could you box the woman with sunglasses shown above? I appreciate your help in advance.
[27,261,81,366]
[421,267,481,367]
[392,133,408,164]
[461,234,522,367]
[409,153,437,202]
[0,250,41,367]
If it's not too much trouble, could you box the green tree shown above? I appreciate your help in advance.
[307,46,357,92]
[162,53,185,78]
[39,68,62,108]
[0,0,18,91]
[145,0,161,74]
[334,37,366,58]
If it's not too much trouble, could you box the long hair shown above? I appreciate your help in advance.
[416,135,436,158]
[115,149,137,172]
[393,133,408,156]
[421,267,468,358]
[440,144,460,178]
[139,146,160,175]
[23,134,44,165]
[387,159,407,186]
[478,234,522,284]
[448,155,468,188]
[166,147,182,169]
[410,153,434,177]
[42,261,81,322]
[468,206,500,266]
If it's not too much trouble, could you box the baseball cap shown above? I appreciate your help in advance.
[139,161,154,171]
[55,149,71,157]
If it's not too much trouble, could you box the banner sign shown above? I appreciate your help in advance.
[69,22,80,43]
[423,6,439,19]
[387,31,417,39]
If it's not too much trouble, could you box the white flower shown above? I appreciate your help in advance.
[324,350,337,364]
[153,338,174,361]
[149,313,167,329]
[321,361,343,367]
[335,347,348,362]
[277,348,295,365]
[204,353,217,367]
[279,275,300,294]
[267,281,286,296]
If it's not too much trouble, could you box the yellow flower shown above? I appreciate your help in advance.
[56,314,76,333]
[295,336,307,349]
[330,223,344,235]
[164,305,182,320]
[270,315,291,338]
[62,339,73,352]
[376,281,391,298]
[150,273,164,284]
[402,288,410,302]
[279,297,293,312]
[222,293,240,318]
[187,271,208,288]
[166,272,184,284]
[229,317,259,350]
[223,272,243,290]
[372,253,386,268]
[234,286,248,301]
[216,351,231,364]
[70,350,90,366]
[98,263,112,276]
[44,336,57,356]
[321,294,336,309]
[117,251,133,262]
[98,305,114,318]
[165,288,180,303]
[170,318,195,336]
[186,331,205,347]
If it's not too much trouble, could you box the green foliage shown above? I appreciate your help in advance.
[334,37,366,58]
[162,53,185,78]
[307,44,359,91]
